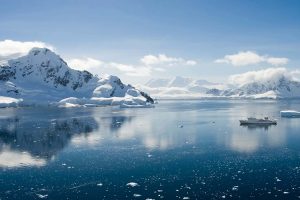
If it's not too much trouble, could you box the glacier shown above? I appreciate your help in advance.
[0,48,154,108]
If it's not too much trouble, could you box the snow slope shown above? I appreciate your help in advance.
[0,48,153,107]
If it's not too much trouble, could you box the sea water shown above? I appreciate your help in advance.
[0,100,300,199]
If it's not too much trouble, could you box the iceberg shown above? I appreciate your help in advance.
[280,110,300,118]
[120,102,155,108]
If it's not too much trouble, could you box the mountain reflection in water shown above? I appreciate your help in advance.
[0,101,300,199]
[0,100,299,169]
[0,107,136,168]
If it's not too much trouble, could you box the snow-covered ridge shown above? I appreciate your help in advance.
[223,68,300,99]
[138,76,227,99]
[0,48,154,107]
[223,76,300,99]
[139,72,300,99]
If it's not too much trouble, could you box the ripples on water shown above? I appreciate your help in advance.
[0,100,300,199]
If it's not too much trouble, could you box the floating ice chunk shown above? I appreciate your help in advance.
[280,110,300,118]
[275,177,281,182]
[126,182,139,187]
[58,102,82,108]
[36,194,48,199]
[97,183,103,187]
[183,197,190,200]
[133,194,142,197]
[232,186,239,191]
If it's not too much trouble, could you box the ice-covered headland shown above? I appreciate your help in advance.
[0,48,154,108]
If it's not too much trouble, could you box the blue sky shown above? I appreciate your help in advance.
[0,0,300,84]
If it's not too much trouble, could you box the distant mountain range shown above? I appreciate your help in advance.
[0,48,153,107]
[138,75,300,99]
[223,76,300,99]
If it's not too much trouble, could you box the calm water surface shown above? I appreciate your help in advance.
[0,100,300,199]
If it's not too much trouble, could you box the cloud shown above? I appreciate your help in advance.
[228,67,300,86]
[0,39,54,62]
[140,54,197,66]
[153,67,166,72]
[67,58,152,77]
[215,51,289,66]
[109,62,151,77]
[186,60,197,66]
[266,57,289,66]
[67,57,103,71]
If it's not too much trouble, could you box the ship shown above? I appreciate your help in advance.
[239,117,277,125]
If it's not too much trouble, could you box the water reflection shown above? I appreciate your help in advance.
[240,124,276,130]
[225,101,288,153]
[0,100,299,168]
[0,114,99,168]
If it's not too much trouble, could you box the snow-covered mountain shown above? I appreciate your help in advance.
[138,76,226,99]
[0,48,153,107]
[146,76,213,88]
[222,76,300,99]
[139,73,300,99]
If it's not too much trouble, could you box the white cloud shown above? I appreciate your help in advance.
[67,59,152,77]
[0,39,54,61]
[140,54,197,66]
[186,60,197,66]
[109,62,151,77]
[266,57,289,66]
[109,62,136,72]
[153,67,166,72]
[215,51,289,66]
[228,67,300,86]
[125,67,152,77]
[67,57,103,71]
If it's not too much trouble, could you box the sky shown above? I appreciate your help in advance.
[0,0,300,85]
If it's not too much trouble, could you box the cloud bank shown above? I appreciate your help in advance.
[0,39,54,62]
[229,67,300,86]
[215,51,289,66]
[141,54,197,66]
[67,57,103,71]
[68,54,197,77]
[108,62,152,77]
